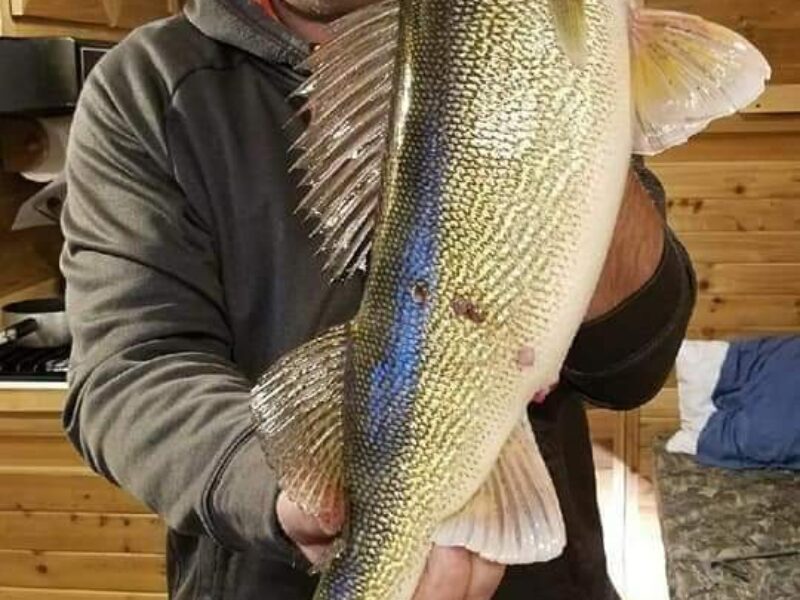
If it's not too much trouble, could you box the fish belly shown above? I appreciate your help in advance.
[317,0,632,598]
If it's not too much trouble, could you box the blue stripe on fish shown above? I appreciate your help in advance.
[362,115,448,449]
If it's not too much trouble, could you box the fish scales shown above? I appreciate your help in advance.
[320,0,630,597]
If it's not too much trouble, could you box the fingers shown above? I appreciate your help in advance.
[466,555,505,600]
[276,492,345,564]
[412,546,505,600]
[413,546,471,600]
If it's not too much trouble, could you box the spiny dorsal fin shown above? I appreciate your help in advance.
[292,0,399,280]
[548,0,588,66]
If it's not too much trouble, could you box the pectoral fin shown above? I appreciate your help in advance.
[434,418,566,564]
[250,325,348,518]
[630,8,771,155]
[548,0,588,66]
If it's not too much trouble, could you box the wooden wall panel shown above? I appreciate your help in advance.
[0,588,165,600]
[0,549,165,592]
[0,471,150,514]
[0,512,164,553]
[0,409,165,598]
[667,197,800,232]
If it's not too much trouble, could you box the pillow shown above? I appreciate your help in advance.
[697,336,800,469]
[666,340,729,455]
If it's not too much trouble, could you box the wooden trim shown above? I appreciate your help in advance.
[0,471,148,513]
[0,549,165,592]
[0,588,166,600]
[0,390,65,414]
[744,84,800,114]
[0,511,165,553]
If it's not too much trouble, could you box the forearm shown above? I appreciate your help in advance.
[61,62,300,562]
[564,161,696,409]
[584,168,665,321]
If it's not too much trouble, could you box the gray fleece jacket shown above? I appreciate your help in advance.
[60,1,695,598]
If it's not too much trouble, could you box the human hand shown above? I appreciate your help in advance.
[276,492,345,565]
[413,546,505,600]
[278,492,505,598]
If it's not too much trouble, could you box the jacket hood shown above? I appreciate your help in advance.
[184,0,310,67]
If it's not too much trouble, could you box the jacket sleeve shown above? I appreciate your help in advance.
[60,55,298,562]
[562,159,697,410]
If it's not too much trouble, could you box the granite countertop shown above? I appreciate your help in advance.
[653,435,800,600]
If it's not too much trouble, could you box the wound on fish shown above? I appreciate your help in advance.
[451,295,486,324]
[516,346,536,369]
[411,281,429,305]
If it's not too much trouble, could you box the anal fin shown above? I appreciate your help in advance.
[250,325,348,519]
[434,419,566,564]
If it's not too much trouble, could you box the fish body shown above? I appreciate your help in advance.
[329,0,629,596]
[250,1,770,599]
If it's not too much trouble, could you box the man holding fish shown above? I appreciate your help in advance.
[61,0,768,598]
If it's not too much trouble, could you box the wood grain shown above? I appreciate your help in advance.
[0,587,165,600]
[680,231,800,262]
[0,437,88,470]
[0,391,65,414]
[0,550,165,592]
[641,388,679,420]
[686,325,798,340]
[0,512,164,553]
[745,84,800,114]
[0,472,148,514]
[668,197,800,232]
[652,133,800,163]
[649,161,800,199]
[690,294,800,328]
[694,262,800,294]
[0,414,64,436]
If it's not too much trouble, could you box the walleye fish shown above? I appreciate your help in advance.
[251,1,770,598]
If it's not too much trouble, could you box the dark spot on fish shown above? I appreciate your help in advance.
[516,346,536,369]
[411,281,429,305]
[452,295,486,324]
[699,279,710,291]
[734,184,747,195]
[36,564,48,574]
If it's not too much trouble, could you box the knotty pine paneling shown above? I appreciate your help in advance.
[0,588,166,600]
[0,408,166,597]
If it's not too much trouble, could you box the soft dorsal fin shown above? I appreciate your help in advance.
[292,0,399,280]
[629,8,771,155]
